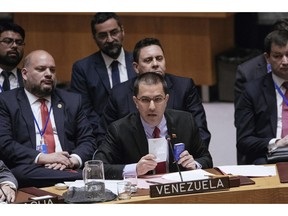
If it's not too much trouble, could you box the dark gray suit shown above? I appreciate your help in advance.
[0,88,95,188]
[234,54,267,106]
[0,160,18,188]
[235,72,277,164]
[70,51,136,133]
[95,109,213,179]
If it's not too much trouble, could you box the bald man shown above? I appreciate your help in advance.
[0,50,95,188]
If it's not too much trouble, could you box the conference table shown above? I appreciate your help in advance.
[26,165,287,204]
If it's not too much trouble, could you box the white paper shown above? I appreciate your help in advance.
[148,137,168,162]
[162,169,212,182]
[216,165,276,177]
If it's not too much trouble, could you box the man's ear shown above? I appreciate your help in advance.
[264,52,270,64]
[133,62,140,74]
[133,96,139,109]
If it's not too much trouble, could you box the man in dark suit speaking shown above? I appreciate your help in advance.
[94,72,212,179]
[0,50,95,188]
[97,37,210,149]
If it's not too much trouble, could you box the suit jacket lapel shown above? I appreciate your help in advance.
[164,111,178,163]
[131,113,149,155]
[51,91,65,149]
[94,52,111,93]
[17,89,37,148]
[263,74,277,136]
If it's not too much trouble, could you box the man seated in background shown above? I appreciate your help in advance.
[0,50,95,188]
[0,160,17,203]
[0,22,25,92]
[234,18,288,107]
[235,30,288,164]
[94,72,213,179]
[97,37,210,149]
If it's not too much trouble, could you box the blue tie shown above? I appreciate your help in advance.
[111,61,120,87]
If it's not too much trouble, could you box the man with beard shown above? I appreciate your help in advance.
[0,50,95,188]
[70,13,136,135]
[0,22,25,92]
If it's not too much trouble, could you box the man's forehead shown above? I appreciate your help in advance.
[138,83,163,94]
[140,45,163,56]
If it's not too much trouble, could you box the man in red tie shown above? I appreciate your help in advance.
[94,72,212,179]
[235,29,288,164]
[0,50,95,188]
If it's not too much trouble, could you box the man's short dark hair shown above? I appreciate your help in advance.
[133,38,164,63]
[264,30,288,54]
[90,12,122,37]
[134,72,168,96]
[0,22,25,40]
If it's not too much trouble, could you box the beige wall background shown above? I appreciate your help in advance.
[13,12,234,86]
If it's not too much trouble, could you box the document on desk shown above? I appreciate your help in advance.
[162,169,212,182]
[216,165,276,177]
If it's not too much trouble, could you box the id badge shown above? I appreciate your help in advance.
[36,139,48,154]
[173,143,185,161]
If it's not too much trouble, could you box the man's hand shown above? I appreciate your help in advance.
[37,151,72,167]
[178,150,196,170]
[0,184,16,203]
[136,154,157,176]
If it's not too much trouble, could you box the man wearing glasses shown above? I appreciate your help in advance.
[94,72,212,179]
[97,38,210,149]
[70,13,136,135]
[0,22,25,92]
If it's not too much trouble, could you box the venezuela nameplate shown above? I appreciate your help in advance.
[149,177,230,198]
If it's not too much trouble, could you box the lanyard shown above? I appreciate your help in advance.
[33,103,53,138]
[274,82,288,106]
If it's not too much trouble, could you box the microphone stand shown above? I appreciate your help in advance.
[166,135,183,182]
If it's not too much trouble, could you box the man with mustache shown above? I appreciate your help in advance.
[0,50,95,188]
[70,12,136,135]
[0,22,25,92]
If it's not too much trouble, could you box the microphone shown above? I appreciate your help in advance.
[166,135,183,182]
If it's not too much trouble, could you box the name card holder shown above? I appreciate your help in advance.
[149,177,230,198]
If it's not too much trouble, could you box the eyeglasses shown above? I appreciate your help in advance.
[136,96,166,104]
[95,28,122,41]
[0,38,25,47]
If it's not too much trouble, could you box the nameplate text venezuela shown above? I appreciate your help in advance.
[149,177,230,198]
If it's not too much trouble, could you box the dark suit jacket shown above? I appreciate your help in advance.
[0,160,18,188]
[235,73,276,164]
[234,54,267,106]
[0,88,95,187]
[16,68,24,87]
[95,109,213,179]
[70,51,136,133]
